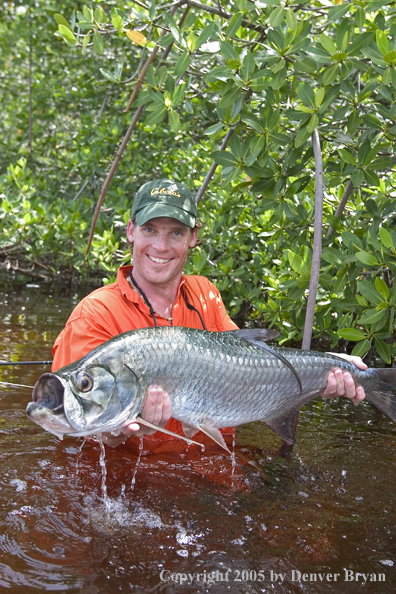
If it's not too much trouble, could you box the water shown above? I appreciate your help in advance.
[0,285,396,593]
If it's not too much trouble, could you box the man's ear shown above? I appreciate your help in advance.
[127,219,134,243]
[189,227,198,248]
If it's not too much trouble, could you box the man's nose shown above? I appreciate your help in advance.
[153,233,169,250]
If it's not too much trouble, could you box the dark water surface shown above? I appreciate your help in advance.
[0,286,395,593]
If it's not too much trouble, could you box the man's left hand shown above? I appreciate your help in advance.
[322,354,367,404]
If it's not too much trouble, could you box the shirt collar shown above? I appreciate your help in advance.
[117,265,187,305]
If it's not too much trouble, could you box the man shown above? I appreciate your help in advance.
[52,179,366,446]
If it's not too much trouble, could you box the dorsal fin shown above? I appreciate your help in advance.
[233,328,280,342]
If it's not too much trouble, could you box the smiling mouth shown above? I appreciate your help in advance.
[147,255,172,264]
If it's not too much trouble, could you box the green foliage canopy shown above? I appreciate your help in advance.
[1,0,396,364]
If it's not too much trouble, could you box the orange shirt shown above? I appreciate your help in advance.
[52,265,238,446]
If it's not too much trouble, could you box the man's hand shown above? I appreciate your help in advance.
[322,354,367,404]
[122,385,172,438]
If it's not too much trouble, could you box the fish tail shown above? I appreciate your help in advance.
[365,368,396,422]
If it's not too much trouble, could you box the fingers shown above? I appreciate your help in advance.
[322,369,366,403]
[327,352,367,370]
[122,385,172,438]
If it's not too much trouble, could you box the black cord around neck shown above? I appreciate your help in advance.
[129,270,158,327]
[128,270,207,330]
[183,288,207,331]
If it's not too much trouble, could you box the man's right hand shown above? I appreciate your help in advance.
[122,385,172,438]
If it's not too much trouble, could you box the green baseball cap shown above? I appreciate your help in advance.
[131,179,197,228]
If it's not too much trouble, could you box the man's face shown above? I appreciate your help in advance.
[127,217,198,286]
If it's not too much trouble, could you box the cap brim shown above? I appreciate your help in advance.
[135,204,195,228]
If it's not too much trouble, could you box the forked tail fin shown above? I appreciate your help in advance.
[366,369,396,421]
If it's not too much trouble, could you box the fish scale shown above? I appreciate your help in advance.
[27,326,396,450]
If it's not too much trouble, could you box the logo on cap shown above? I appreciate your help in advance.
[150,188,181,198]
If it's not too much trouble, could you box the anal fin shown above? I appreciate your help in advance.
[264,389,322,445]
[198,422,230,453]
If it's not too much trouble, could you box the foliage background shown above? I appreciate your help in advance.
[1,0,395,364]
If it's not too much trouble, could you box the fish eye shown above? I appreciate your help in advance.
[76,373,93,393]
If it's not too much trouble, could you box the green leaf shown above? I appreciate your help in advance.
[271,132,291,145]
[322,64,339,85]
[112,14,123,33]
[287,250,306,274]
[174,52,190,77]
[363,169,380,187]
[100,68,118,83]
[294,58,318,74]
[375,276,389,300]
[211,151,238,167]
[331,52,348,62]
[355,251,380,266]
[379,227,394,249]
[357,280,382,306]
[94,7,107,24]
[229,136,244,161]
[383,50,396,65]
[219,86,242,108]
[346,32,373,56]
[376,30,389,56]
[241,110,264,133]
[58,25,75,45]
[315,87,325,107]
[226,13,243,37]
[204,66,233,83]
[196,23,215,49]
[82,33,90,54]
[347,110,360,135]
[307,113,318,133]
[270,6,285,28]
[338,328,367,341]
[351,339,371,357]
[319,33,337,55]
[241,52,255,79]
[296,82,315,107]
[286,9,297,30]
[351,169,364,187]
[357,308,387,325]
[168,110,180,133]
[322,248,342,266]
[162,12,181,44]
[295,125,311,148]
[375,338,391,364]
[355,7,365,28]
[145,105,167,126]
[204,122,223,135]
[327,4,350,22]
[83,6,93,22]
[337,149,356,166]
[54,14,72,30]
[93,31,104,54]
[220,41,239,62]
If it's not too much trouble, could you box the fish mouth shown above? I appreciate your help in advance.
[26,373,75,438]
[31,373,65,410]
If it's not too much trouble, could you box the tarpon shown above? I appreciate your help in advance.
[26,327,396,451]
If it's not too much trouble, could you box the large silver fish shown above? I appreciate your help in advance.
[26,327,396,451]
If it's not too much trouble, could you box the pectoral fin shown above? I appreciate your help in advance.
[135,417,202,447]
[182,423,199,439]
[197,422,231,453]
